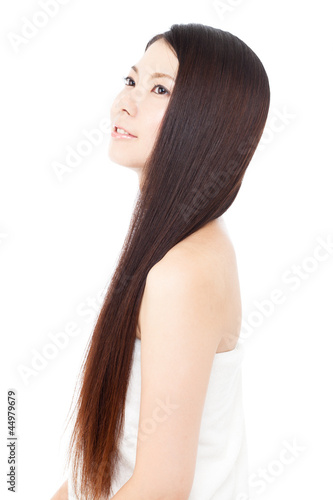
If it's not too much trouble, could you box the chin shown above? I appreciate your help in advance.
[108,152,141,170]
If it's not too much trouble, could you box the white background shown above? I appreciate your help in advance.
[0,0,332,498]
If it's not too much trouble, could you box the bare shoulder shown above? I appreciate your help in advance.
[141,218,242,352]
[147,217,239,291]
[49,479,68,500]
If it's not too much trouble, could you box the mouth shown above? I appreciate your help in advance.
[111,125,137,139]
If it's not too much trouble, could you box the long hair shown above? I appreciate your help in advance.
[65,23,270,499]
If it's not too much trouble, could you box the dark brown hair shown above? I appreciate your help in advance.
[64,23,270,499]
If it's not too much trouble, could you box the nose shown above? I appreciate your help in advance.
[114,89,139,117]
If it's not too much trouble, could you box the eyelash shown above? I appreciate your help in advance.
[122,76,170,96]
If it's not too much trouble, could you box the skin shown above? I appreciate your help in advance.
[49,479,68,499]
[108,37,179,188]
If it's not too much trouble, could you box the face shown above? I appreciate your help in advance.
[108,38,179,178]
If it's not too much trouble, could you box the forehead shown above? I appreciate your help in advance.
[133,38,179,77]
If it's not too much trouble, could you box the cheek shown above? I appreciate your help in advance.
[145,105,168,141]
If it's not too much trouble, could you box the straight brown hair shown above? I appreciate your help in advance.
[64,23,270,499]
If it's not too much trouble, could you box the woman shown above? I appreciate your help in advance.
[51,22,270,500]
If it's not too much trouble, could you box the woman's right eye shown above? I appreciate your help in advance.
[123,76,135,86]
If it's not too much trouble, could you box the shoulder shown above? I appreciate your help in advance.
[146,220,237,298]
[139,220,241,350]
[142,228,235,332]
[147,247,216,292]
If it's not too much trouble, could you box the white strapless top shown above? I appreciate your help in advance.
[68,338,249,499]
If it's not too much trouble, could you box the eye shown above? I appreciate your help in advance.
[152,85,169,96]
[123,76,135,86]
[122,76,169,96]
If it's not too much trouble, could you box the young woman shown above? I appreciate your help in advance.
[51,22,270,500]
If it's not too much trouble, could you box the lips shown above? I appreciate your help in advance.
[113,124,137,138]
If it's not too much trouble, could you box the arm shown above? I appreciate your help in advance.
[50,479,68,500]
[118,251,226,500]
[110,475,187,500]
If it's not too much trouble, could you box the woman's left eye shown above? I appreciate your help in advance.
[152,85,169,95]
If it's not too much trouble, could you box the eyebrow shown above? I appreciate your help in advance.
[131,65,175,81]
